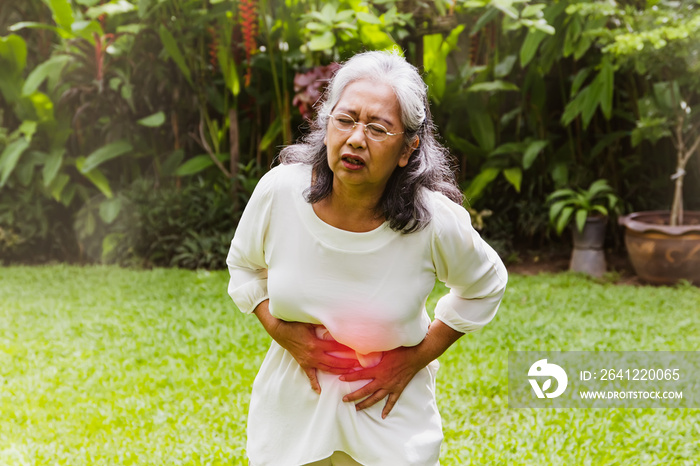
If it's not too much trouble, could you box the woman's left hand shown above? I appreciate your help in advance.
[339,319,464,419]
[339,346,423,419]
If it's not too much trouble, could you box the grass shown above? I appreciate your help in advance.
[0,266,698,465]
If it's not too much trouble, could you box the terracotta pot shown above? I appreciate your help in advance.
[570,215,607,277]
[619,211,700,285]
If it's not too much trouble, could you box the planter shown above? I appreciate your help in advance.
[619,211,700,285]
[570,215,608,277]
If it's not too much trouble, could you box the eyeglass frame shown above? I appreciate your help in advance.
[327,112,405,142]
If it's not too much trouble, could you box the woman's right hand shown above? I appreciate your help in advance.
[253,300,359,394]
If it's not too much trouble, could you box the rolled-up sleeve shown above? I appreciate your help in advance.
[226,168,276,314]
[431,195,508,334]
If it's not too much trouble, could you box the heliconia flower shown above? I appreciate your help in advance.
[207,26,219,72]
[238,0,258,87]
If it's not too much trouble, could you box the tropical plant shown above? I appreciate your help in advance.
[597,0,700,226]
[547,179,621,235]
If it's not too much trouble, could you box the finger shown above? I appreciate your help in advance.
[339,368,372,382]
[316,364,358,375]
[305,367,321,394]
[354,389,389,411]
[343,381,377,403]
[381,393,400,419]
[320,355,361,369]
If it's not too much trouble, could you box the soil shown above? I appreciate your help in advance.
[505,249,643,285]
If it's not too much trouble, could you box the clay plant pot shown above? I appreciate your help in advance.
[619,211,700,285]
[570,215,608,277]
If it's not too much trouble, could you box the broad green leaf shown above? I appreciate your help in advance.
[137,112,166,127]
[494,55,517,78]
[81,140,133,173]
[563,15,581,58]
[561,88,588,127]
[49,173,70,201]
[76,156,113,198]
[320,2,337,18]
[468,112,495,152]
[358,23,396,50]
[574,208,588,233]
[503,167,522,192]
[160,149,184,176]
[424,33,447,101]
[217,35,239,97]
[447,134,488,157]
[159,25,193,86]
[18,120,38,140]
[8,22,66,38]
[464,167,500,200]
[551,162,569,187]
[356,12,381,25]
[99,197,122,224]
[47,0,75,31]
[522,140,549,169]
[71,20,103,42]
[520,30,546,67]
[587,179,612,199]
[0,34,27,76]
[652,81,681,112]
[599,57,614,120]
[101,232,123,259]
[308,31,336,51]
[22,55,71,95]
[85,0,136,19]
[490,142,526,157]
[175,155,214,176]
[549,200,569,224]
[0,138,31,187]
[471,7,499,35]
[590,131,627,159]
[570,68,591,97]
[27,91,55,122]
[556,206,574,235]
[42,148,65,187]
[260,117,282,151]
[138,0,154,19]
[467,80,519,93]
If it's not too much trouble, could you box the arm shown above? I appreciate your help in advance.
[253,299,361,394]
[340,319,463,418]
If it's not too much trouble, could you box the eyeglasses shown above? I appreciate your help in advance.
[328,112,404,142]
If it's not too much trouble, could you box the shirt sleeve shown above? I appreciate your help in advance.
[430,194,508,334]
[226,167,276,314]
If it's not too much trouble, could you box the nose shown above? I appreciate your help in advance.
[346,122,367,148]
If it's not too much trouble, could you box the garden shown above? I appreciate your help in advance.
[1,0,700,464]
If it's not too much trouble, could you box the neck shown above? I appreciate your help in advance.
[314,180,385,232]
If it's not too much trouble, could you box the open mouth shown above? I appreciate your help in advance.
[341,155,365,168]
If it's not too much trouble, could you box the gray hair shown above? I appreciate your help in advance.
[280,49,463,233]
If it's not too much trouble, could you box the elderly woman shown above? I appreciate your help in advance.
[227,50,507,466]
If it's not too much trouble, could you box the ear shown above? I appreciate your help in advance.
[398,137,419,168]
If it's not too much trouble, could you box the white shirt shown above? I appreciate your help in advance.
[227,163,507,466]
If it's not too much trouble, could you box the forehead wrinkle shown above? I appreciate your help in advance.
[334,105,397,129]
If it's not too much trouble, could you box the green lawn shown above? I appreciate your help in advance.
[1,266,698,465]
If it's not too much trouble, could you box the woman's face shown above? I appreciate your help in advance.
[324,79,411,197]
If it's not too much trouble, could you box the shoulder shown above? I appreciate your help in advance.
[422,189,472,235]
[253,162,311,197]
